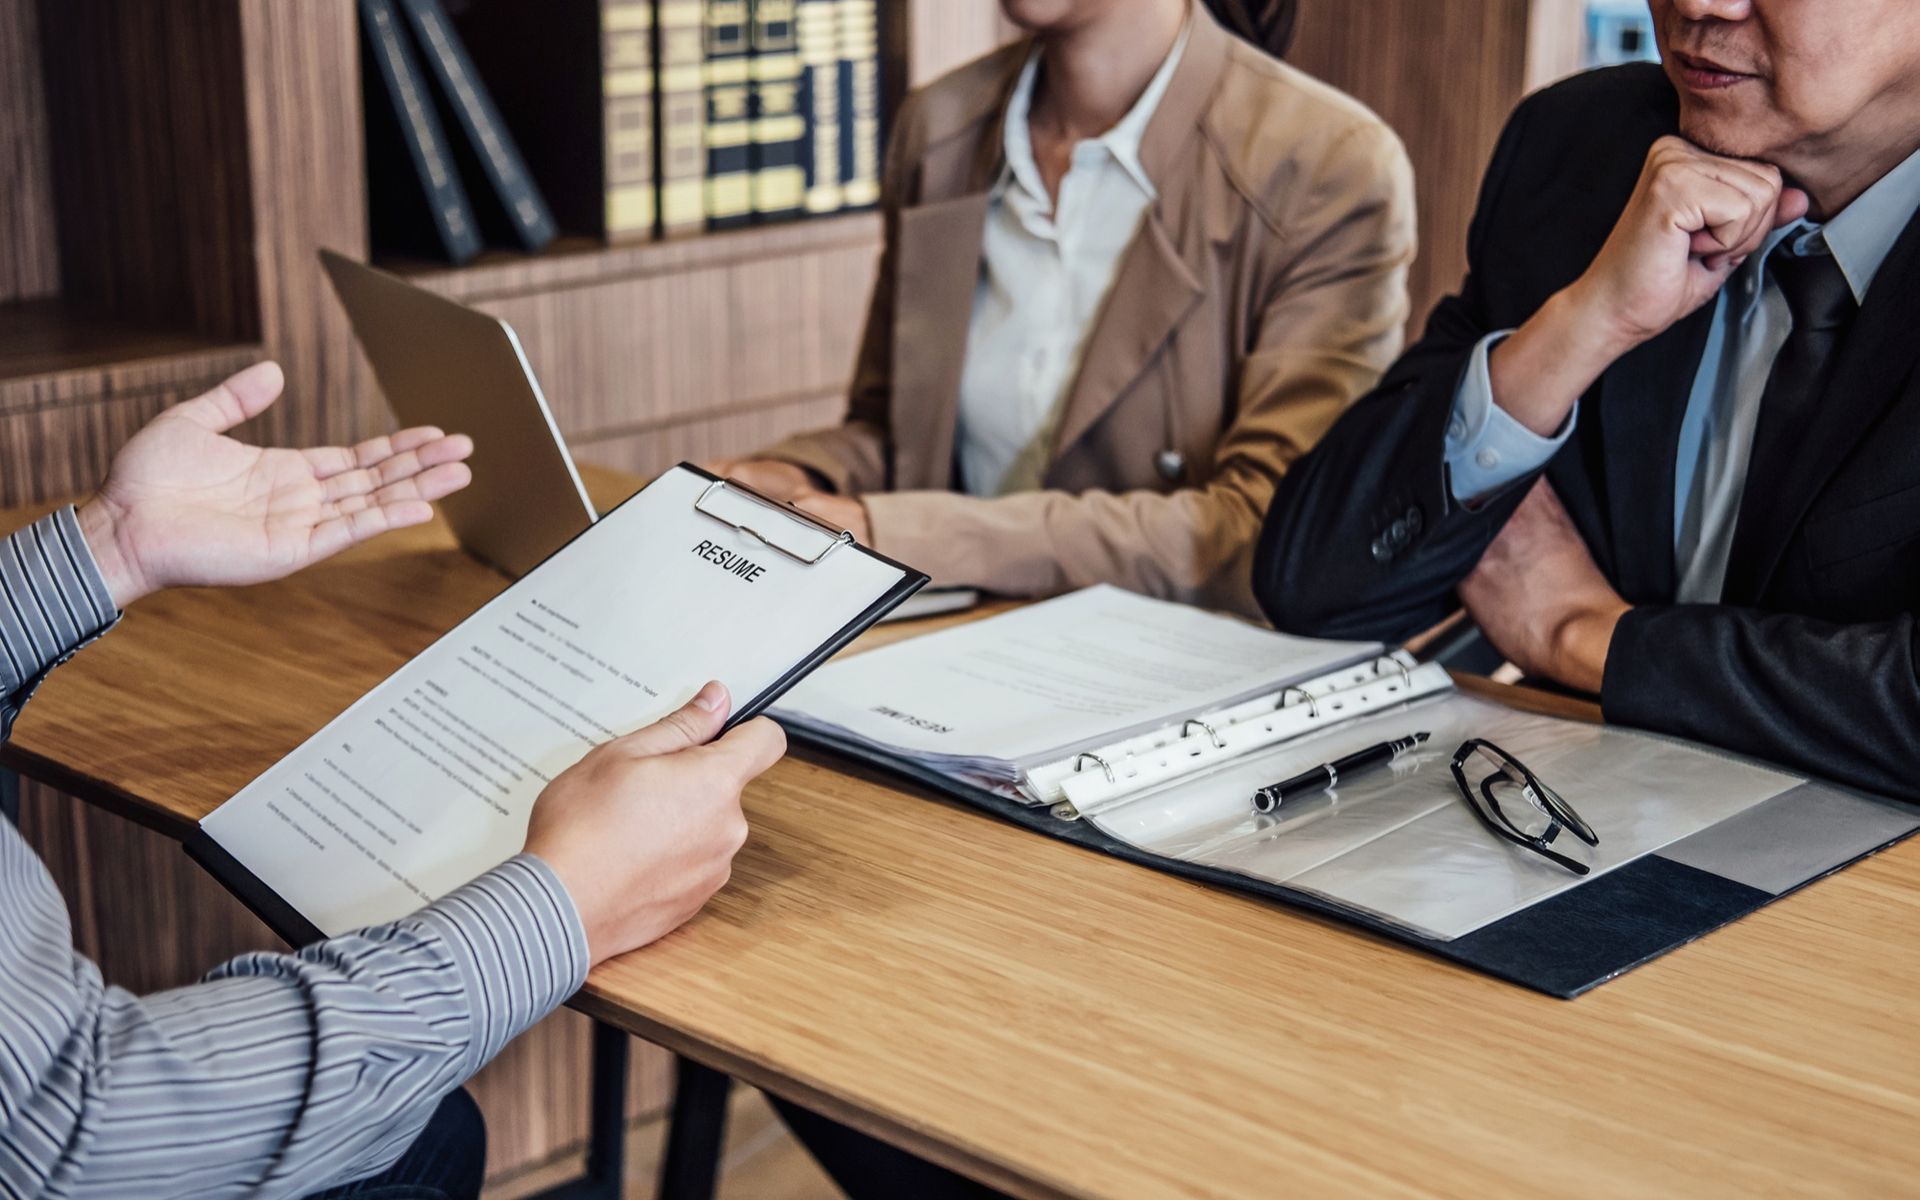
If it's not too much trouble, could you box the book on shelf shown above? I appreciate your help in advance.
[601,0,657,239]
[450,0,655,243]
[360,0,483,264]
[749,0,805,222]
[836,0,881,211]
[796,0,842,215]
[658,0,710,237]
[396,0,558,252]
[704,0,755,230]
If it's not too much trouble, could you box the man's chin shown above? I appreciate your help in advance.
[1676,108,1769,161]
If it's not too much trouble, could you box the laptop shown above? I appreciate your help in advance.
[320,250,596,578]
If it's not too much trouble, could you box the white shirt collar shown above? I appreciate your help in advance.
[999,15,1192,205]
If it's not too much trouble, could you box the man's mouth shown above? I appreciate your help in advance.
[1670,49,1758,91]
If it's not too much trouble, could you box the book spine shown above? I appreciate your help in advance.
[796,0,841,216]
[655,0,708,237]
[359,0,482,263]
[835,0,880,210]
[602,0,656,240]
[395,0,558,250]
[749,0,804,223]
[703,0,753,230]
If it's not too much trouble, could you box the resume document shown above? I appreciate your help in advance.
[202,466,915,936]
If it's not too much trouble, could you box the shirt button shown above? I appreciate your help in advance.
[1448,417,1466,440]
[1370,536,1392,564]
[1476,448,1500,470]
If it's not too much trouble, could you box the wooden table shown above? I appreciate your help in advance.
[7,466,1919,1199]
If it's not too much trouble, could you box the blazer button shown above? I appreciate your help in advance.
[1389,518,1409,548]
[1405,505,1424,535]
[1370,535,1392,563]
[1155,448,1186,482]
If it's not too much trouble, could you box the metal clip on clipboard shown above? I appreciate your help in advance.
[693,477,856,565]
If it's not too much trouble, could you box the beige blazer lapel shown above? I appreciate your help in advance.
[889,191,990,489]
[1047,213,1205,462]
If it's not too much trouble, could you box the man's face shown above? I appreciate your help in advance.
[1650,0,1920,165]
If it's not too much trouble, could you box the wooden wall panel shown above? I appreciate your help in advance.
[36,0,258,342]
[573,393,850,477]
[0,0,59,303]
[237,0,385,450]
[1289,0,1545,338]
[462,239,879,444]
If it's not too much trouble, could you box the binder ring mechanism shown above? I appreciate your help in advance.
[694,477,855,565]
[1182,718,1226,749]
[1278,686,1319,719]
[1372,654,1414,690]
[1073,752,1116,784]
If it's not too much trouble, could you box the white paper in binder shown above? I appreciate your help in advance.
[771,585,1390,802]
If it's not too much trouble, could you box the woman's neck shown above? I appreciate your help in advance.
[1028,0,1187,144]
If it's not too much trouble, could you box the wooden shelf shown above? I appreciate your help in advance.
[0,298,258,402]
[378,210,883,303]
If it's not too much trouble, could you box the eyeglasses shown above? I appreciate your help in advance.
[1449,738,1597,876]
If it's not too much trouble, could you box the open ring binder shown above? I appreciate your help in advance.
[694,477,855,565]
[1025,651,1454,814]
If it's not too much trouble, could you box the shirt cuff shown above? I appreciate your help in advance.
[1444,331,1576,502]
[404,853,590,1072]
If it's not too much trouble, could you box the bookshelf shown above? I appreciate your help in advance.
[1,0,1583,1187]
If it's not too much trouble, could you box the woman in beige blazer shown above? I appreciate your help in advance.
[711,0,1413,618]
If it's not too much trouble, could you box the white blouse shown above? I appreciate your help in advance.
[953,21,1190,497]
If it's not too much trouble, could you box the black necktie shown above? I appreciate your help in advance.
[1720,248,1859,602]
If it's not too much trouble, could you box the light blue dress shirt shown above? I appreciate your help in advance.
[1446,144,1920,601]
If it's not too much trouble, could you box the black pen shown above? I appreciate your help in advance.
[1251,732,1430,813]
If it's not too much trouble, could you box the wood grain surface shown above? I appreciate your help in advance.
[4,465,1916,1199]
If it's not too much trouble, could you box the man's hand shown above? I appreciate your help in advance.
[77,362,473,609]
[698,458,818,502]
[1573,135,1809,347]
[789,489,871,544]
[1487,136,1810,438]
[523,681,785,964]
[1458,480,1629,695]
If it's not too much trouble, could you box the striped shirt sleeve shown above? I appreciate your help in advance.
[0,507,120,742]
[0,511,592,1198]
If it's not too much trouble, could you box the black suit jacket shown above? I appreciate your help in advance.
[1253,64,1920,800]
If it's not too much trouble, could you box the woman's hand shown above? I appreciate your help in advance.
[77,361,474,609]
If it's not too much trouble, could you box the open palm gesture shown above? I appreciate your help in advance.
[78,361,474,608]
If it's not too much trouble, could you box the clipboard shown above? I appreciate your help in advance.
[188,463,927,946]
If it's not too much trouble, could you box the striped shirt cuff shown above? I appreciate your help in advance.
[0,507,120,738]
[404,853,590,1072]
